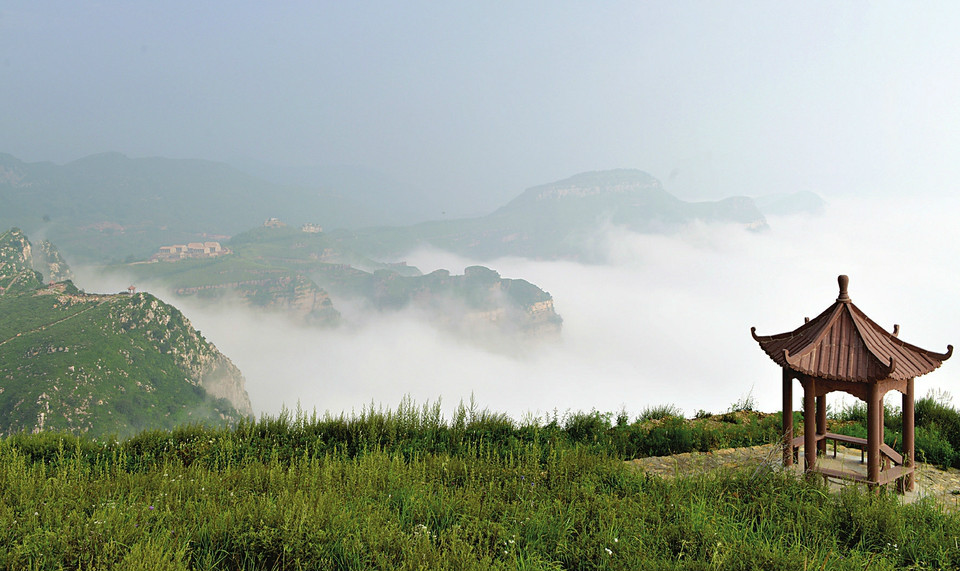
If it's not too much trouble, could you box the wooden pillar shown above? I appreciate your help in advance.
[879,401,886,471]
[803,378,817,473]
[816,394,827,456]
[902,378,915,492]
[867,383,881,484]
[782,369,793,467]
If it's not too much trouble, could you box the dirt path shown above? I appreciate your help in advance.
[627,444,960,510]
[0,302,101,347]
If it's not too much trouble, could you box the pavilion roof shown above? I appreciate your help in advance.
[751,275,952,382]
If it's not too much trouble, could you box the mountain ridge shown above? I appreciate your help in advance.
[1,152,823,264]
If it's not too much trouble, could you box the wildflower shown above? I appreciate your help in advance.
[605,548,613,555]
[148,505,154,510]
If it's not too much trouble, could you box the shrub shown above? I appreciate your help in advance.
[638,404,683,422]
[915,425,957,468]
[563,410,611,443]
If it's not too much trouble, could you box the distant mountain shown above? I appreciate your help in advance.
[0,228,252,437]
[340,169,770,261]
[1,153,822,265]
[0,152,388,263]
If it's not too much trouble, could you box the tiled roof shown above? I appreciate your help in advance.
[752,275,952,382]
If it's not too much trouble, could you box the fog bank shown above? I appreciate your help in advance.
[78,195,960,420]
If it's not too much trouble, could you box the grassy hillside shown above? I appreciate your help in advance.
[1,228,252,437]
[0,285,251,437]
[0,402,957,570]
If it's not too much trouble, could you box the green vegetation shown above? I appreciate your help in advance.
[1,227,252,437]
[0,287,249,437]
[0,401,957,570]
[833,392,960,470]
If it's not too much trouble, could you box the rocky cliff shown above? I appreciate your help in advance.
[0,228,44,294]
[175,274,340,326]
[319,264,563,342]
[109,292,253,416]
[0,228,75,290]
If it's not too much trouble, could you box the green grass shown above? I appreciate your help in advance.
[2,401,959,569]
[832,392,960,470]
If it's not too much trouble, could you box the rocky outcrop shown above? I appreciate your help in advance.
[0,228,44,294]
[113,293,253,416]
[0,228,75,291]
[523,299,563,338]
[356,265,562,341]
[176,274,340,326]
[196,354,253,417]
[34,239,75,282]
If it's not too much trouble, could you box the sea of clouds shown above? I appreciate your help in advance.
[78,194,960,422]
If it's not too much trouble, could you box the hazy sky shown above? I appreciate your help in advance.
[3,2,960,214]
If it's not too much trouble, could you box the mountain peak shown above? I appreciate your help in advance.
[523,169,664,201]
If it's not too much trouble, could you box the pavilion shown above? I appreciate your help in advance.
[751,275,952,490]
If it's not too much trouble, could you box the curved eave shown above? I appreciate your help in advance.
[750,302,845,371]
[846,302,953,379]
[752,301,952,382]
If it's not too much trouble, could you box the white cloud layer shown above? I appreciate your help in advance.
[78,195,960,420]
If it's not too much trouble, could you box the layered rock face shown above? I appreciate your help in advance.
[362,265,563,341]
[236,274,340,326]
[175,274,340,326]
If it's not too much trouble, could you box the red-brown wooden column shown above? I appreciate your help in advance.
[867,383,881,484]
[902,378,915,491]
[782,369,793,467]
[816,394,827,455]
[803,378,817,472]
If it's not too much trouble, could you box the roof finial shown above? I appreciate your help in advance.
[837,275,850,302]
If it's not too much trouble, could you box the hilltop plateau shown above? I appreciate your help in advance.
[109,222,563,343]
[0,229,252,437]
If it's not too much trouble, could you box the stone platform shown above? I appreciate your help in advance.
[627,443,960,510]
